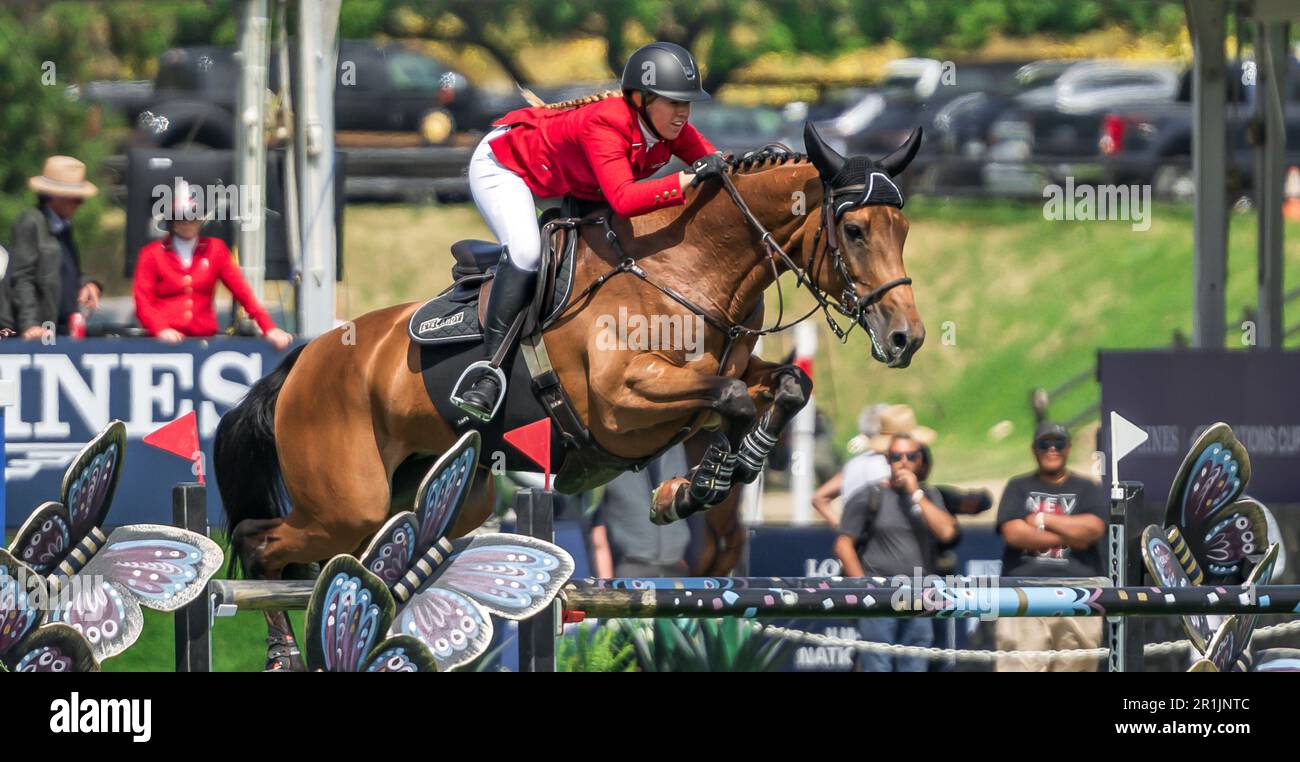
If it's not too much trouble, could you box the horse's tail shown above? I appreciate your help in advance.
[214,344,305,574]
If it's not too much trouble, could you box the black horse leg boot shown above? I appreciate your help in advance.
[451,254,536,421]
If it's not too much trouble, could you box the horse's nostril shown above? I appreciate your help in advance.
[889,331,909,350]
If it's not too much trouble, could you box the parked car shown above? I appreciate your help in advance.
[1101,59,1300,200]
[982,60,1180,195]
[818,58,1034,191]
[82,41,511,149]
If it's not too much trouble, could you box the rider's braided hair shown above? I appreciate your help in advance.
[518,85,624,110]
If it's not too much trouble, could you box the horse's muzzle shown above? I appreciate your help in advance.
[863,311,924,368]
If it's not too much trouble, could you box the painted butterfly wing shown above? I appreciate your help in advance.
[1202,615,1243,673]
[78,525,223,612]
[0,549,48,659]
[1223,541,1282,666]
[47,577,143,661]
[1164,422,1249,536]
[4,623,98,673]
[1182,498,1269,584]
[1253,648,1300,672]
[1139,525,1211,652]
[432,534,575,620]
[8,502,72,575]
[305,555,397,673]
[389,585,492,672]
[411,431,481,555]
[364,635,438,673]
[359,512,419,587]
[60,421,127,544]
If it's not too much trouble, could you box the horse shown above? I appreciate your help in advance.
[214,122,926,668]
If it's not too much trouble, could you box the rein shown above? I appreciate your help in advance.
[553,154,912,360]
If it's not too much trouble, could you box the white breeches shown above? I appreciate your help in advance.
[467,126,542,272]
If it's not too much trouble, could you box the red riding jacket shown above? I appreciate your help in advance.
[133,235,277,337]
[489,95,717,218]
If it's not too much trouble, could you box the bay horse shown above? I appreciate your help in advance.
[214,123,926,668]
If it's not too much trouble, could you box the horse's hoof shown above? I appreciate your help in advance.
[649,477,690,525]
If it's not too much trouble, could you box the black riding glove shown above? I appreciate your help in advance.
[689,152,729,186]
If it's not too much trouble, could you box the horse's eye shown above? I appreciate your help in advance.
[843,223,864,240]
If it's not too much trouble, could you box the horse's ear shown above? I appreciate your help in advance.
[803,122,845,181]
[878,127,923,177]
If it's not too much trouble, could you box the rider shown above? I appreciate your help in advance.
[451,41,729,421]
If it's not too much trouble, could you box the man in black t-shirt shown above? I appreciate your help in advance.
[994,422,1107,672]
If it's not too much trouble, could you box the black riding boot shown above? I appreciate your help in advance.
[452,256,535,421]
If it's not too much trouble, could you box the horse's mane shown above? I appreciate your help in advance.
[725,151,810,175]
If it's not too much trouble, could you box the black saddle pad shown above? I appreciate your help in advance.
[417,341,563,472]
[408,240,576,346]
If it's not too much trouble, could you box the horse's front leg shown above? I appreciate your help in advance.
[732,354,813,486]
[600,354,758,525]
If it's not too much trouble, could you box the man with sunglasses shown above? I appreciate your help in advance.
[835,432,958,671]
[994,422,1107,671]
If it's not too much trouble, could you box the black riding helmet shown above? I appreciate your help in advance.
[620,42,711,102]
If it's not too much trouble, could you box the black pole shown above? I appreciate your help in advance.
[515,487,556,673]
[1106,480,1145,672]
[173,483,212,673]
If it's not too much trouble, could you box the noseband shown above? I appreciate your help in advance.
[717,149,912,342]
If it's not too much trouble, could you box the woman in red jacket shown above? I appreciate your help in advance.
[454,41,727,421]
[134,186,293,350]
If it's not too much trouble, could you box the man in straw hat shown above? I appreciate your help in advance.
[812,403,936,527]
[8,156,103,338]
[834,427,957,671]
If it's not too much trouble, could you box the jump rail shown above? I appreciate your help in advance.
[204,577,1300,619]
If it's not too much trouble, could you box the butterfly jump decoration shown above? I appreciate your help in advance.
[1138,423,1284,672]
[1,420,223,668]
[304,555,439,672]
[335,430,574,671]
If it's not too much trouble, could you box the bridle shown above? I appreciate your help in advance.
[714,145,912,343]
[554,146,913,362]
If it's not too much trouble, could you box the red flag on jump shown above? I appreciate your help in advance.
[503,418,552,491]
[144,410,204,485]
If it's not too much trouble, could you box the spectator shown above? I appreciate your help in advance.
[834,432,958,672]
[9,156,103,338]
[133,181,292,350]
[812,403,933,528]
[994,421,1107,672]
[0,243,13,334]
[590,445,690,578]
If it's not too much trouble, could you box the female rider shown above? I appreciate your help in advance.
[453,41,728,421]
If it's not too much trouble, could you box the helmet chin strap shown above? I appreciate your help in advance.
[632,92,666,141]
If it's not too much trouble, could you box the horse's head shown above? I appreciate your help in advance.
[803,122,925,368]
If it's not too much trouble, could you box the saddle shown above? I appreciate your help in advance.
[412,198,652,491]
[407,201,593,346]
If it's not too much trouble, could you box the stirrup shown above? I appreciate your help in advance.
[450,360,508,422]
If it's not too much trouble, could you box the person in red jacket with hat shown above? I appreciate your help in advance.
[452,41,728,421]
[133,182,293,350]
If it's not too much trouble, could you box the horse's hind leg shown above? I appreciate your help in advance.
[236,426,395,671]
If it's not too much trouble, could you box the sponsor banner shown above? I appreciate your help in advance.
[1099,350,1300,505]
[1,338,291,530]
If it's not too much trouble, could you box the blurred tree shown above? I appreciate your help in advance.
[0,6,111,246]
